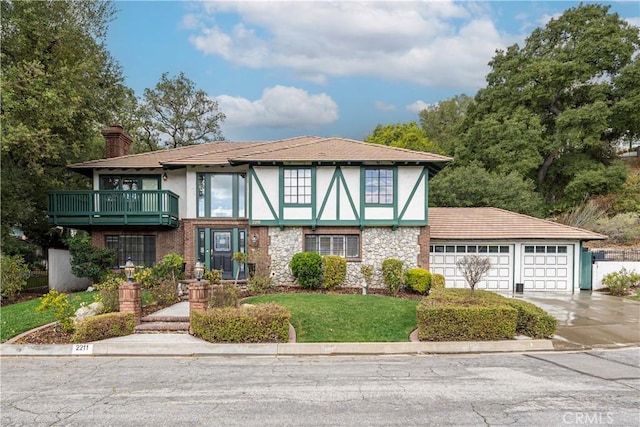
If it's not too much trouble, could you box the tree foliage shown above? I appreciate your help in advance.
[459,4,639,203]
[429,164,544,216]
[135,72,226,150]
[0,0,129,247]
[419,94,473,155]
[365,122,443,154]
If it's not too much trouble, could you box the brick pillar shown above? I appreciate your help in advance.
[119,282,142,325]
[189,282,211,315]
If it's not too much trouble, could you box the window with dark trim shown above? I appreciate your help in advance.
[283,168,312,204]
[197,173,246,218]
[100,175,160,191]
[305,235,360,259]
[105,235,156,267]
[365,168,393,204]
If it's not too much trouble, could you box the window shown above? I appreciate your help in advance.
[106,235,156,267]
[100,175,159,191]
[284,168,312,204]
[305,235,360,259]
[197,173,246,218]
[365,168,393,204]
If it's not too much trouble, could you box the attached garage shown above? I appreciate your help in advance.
[428,208,605,293]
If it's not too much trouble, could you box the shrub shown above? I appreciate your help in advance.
[72,312,134,343]
[503,299,557,338]
[601,267,639,296]
[431,273,446,290]
[593,213,640,244]
[417,302,517,341]
[93,273,123,313]
[360,264,373,289]
[154,252,184,283]
[150,279,180,307]
[322,255,346,290]
[134,267,155,289]
[290,252,323,289]
[456,255,491,297]
[65,232,116,283]
[405,268,432,294]
[37,290,78,332]
[0,254,29,301]
[382,258,404,295]
[210,283,239,308]
[191,303,290,343]
[205,269,222,285]
[247,274,273,294]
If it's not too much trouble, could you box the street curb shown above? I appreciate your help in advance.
[0,339,554,357]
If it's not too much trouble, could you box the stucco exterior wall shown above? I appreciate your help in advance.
[48,249,91,292]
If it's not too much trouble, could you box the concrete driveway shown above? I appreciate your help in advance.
[517,291,640,350]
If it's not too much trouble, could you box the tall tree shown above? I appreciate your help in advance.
[365,122,443,154]
[419,94,473,156]
[459,4,639,203]
[1,0,129,249]
[136,72,226,150]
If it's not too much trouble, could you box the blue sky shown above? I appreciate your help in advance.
[106,1,639,141]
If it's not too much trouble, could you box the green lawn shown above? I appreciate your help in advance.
[0,291,97,342]
[245,293,419,342]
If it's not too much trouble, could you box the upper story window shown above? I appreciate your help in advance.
[365,168,393,204]
[198,173,246,218]
[100,175,160,191]
[284,168,312,205]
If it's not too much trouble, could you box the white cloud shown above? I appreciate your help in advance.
[625,17,640,28]
[187,1,514,89]
[216,85,338,130]
[406,100,432,113]
[374,101,396,111]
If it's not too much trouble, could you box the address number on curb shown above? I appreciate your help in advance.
[72,344,93,355]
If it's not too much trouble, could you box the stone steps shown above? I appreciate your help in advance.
[135,321,190,334]
[135,313,190,334]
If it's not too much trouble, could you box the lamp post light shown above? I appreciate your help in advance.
[124,257,135,283]
[194,261,205,282]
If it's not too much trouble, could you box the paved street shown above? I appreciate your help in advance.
[2,349,639,426]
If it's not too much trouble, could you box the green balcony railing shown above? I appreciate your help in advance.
[47,190,180,228]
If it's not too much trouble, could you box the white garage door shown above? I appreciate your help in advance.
[521,245,572,291]
[429,243,513,291]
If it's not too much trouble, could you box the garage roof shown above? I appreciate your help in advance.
[429,207,606,241]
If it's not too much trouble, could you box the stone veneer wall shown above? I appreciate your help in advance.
[269,226,423,288]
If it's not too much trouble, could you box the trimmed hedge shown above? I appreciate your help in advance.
[431,274,446,290]
[322,255,347,290]
[417,301,517,341]
[191,303,290,343]
[504,299,557,338]
[417,289,557,340]
[405,268,432,294]
[72,312,135,343]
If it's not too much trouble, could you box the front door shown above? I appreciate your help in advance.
[197,228,246,280]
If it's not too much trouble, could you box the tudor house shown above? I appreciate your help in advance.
[47,126,450,287]
[48,126,605,292]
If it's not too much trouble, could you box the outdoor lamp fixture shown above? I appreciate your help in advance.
[162,172,168,181]
[194,261,205,282]
[251,234,259,247]
[124,257,135,283]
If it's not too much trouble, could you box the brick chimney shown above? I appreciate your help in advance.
[102,125,132,158]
